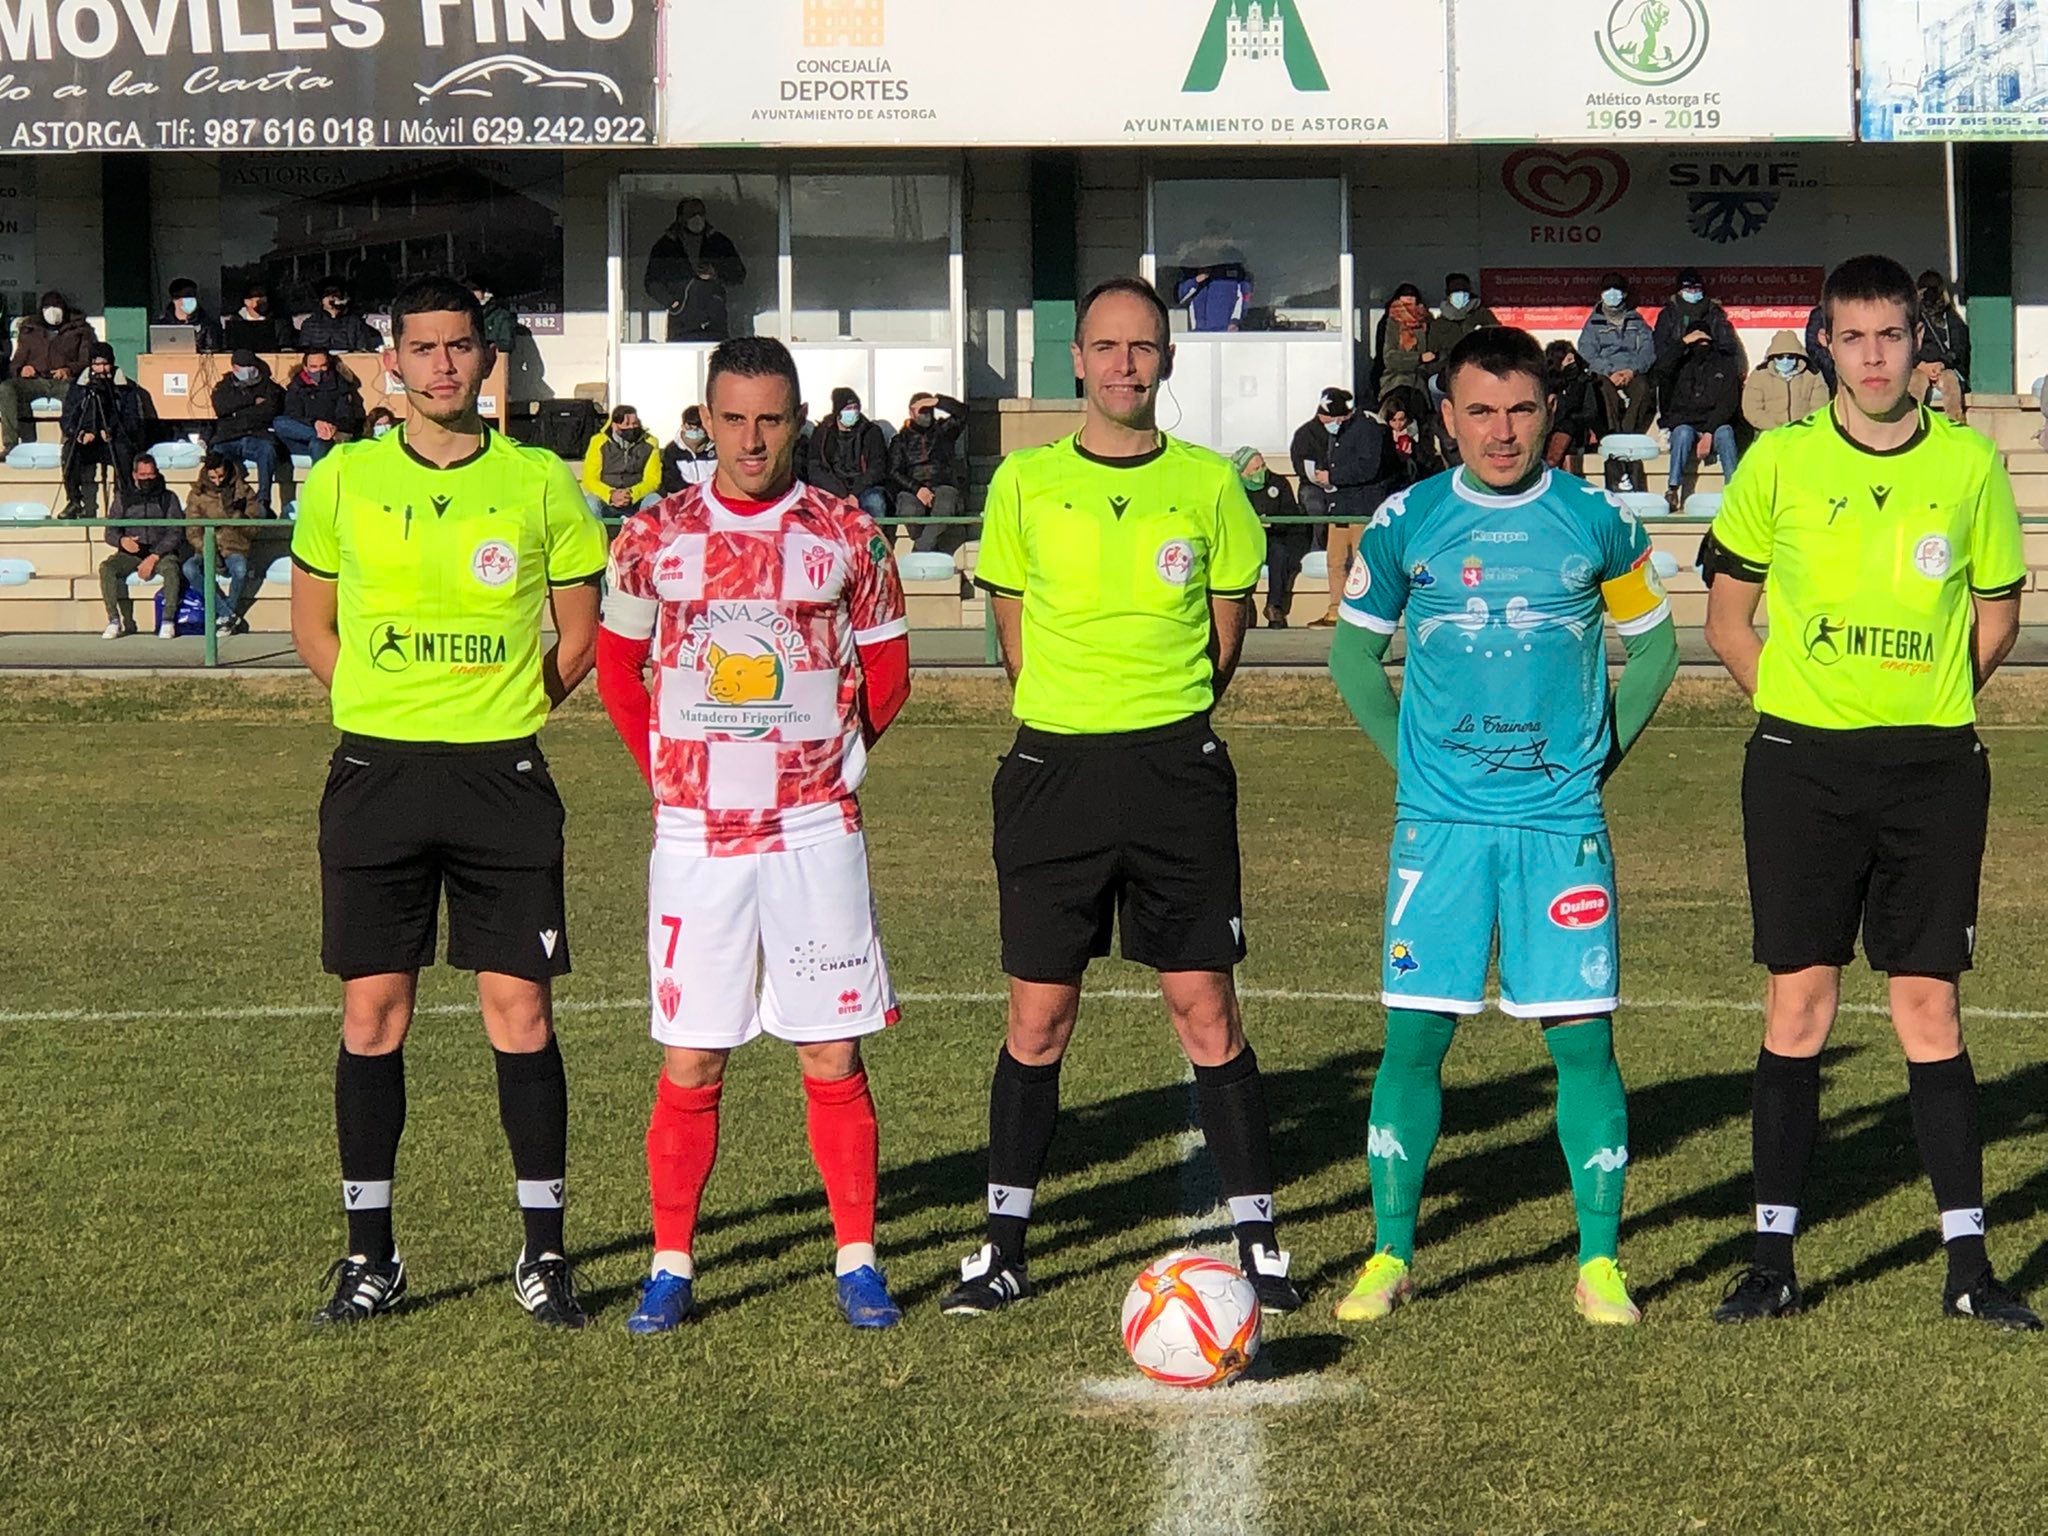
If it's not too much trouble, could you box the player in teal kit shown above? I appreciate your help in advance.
[1329,327,1680,1324]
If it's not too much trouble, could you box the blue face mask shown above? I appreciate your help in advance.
[682,428,706,445]
[1447,290,1472,310]
[1772,357,1801,378]
[1680,288,1705,306]
[1601,288,1625,309]
[839,408,860,428]
[177,295,197,317]
[1325,419,1342,435]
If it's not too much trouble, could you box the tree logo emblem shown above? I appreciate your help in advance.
[1596,0,1710,88]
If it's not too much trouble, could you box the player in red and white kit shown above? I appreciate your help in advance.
[596,338,912,1333]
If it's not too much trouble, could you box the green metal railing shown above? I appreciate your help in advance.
[50,518,292,667]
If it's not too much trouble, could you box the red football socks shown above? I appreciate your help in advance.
[803,1069,879,1249]
[647,1075,722,1257]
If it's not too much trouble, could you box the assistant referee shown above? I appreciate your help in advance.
[1703,254,2036,1330]
[290,275,609,1330]
[941,276,1301,1317]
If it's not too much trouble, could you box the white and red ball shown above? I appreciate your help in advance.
[1120,1252,1262,1388]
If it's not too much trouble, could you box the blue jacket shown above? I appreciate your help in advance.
[1176,269,1253,332]
[1576,305,1656,378]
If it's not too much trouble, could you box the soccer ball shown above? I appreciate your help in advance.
[1120,1252,1262,1389]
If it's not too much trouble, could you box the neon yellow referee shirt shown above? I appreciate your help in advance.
[975,434,1266,734]
[1711,406,2025,731]
[290,428,609,743]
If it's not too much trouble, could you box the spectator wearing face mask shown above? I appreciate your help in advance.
[97,453,186,639]
[887,391,969,552]
[1909,337,1968,425]
[1233,445,1306,629]
[295,279,383,355]
[583,404,663,514]
[157,277,225,353]
[1741,330,1830,434]
[806,387,889,523]
[645,198,748,342]
[208,349,287,516]
[465,273,521,351]
[1373,285,1435,398]
[1917,270,1972,392]
[1543,340,1602,472]
[183,451,263,634]
[1577,272,1658,435]
[363,406,398,440]
[275,347,366,466]
[1379,386,1443,484]
[660,405,717,495]
[1653,269,1745,513]
[61,342,156,519]
[0,289,95,452]
[223,282,289,354]
[1423,272,1501,405]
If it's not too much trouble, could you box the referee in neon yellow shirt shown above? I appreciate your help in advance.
[1704,254,2036,1330]
[941,277,1301,1317]
[290,276,609,1330]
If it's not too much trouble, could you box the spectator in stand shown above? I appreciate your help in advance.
[1653,269,1745,512]
[466,273,520,352]
[1909,336,1968,425]
[0,288,95,452]
[1577,272,1658,435]
[1423,272,1501,405]
[887,391,969,552]
[807,387,889,522]
[1374,286,1434,398]
[1741,329,1830,435]
[296,279,382,354]
[222,282,289,354]
[1379,386,1442,483]
[1234,445,1306,629]
[208,349,287,516]
[275,347,365,466]
[182,451,263,634]
[157,277,225,353]
[1543,340,1602,472]
[1803,302,1836,394]
[1289,385,1347,535]
[363,406,398,440]
[96,452,185,639]
[1310,390,1404,628]
[659,405,716,494]
[61,343,155,520]
[1918,270,1972,392]
[1177,264,1253,332]
[645,198,748,342]
[582,403,662,514]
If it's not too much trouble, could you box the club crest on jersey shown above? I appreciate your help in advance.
[472,539,517,587]
[1156,538,1196,586]
[1461,556,1484,588]
[804,544,835,588]
[1913,533,1952,580]
[1343,555,1371,600]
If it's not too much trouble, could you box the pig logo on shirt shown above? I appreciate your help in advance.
[705,644,783,705]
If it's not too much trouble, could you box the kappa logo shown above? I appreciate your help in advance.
[1367,1125,1409,1162]
[1548,886,1612,929]
[656,975,681,1022]
[539,928,559,958]
[1582,1146,1630,1174]
[1183,0,1329,93]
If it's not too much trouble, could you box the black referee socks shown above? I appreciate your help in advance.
[986,1047,1061,1264]
[1907,1051,1991,1287]
[1749,1047,1821,1275]
[1194,1046,1280,1256]
[495,1037,569,1260]
[336,1044,406,1265]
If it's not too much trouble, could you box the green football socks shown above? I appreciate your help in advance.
[1544,1016,1629,1265]
[1367,1009,1458,1263]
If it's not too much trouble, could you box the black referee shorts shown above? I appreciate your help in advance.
[1742,714,1988,976]
[992,714,1247,980]
[318,734,571,982]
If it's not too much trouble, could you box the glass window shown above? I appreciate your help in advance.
[1151,177,1342,335]
[790,172,951,345]
[621,173,777,344]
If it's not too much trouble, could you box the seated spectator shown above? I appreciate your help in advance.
[61,343,156,520]
[1288,386,1347,542]
[208,349,287,516]
[364,405,398,440]
[156,277,224,353]
[1379,386,1443,483]
[97,453,186,639]
[660,405,716,495]
[1918,270,1971,391]
[0,288,95,452]
[1309,389,1403,628]
[887,391,969,552]
[1177,264,1253,332]
[1909,338,1967,425]
[1234,445,1306,629]
[1424,272,1501,407]
[1543,340,1601,472]
[806,388,888,522]
[1654,268,1745,511]
[581,404,662,514]
[1374,286,1433,398]
[1577,272,1657,435]
[295,279,382,354]
[222,282,288,354]
[274,348,364,467]
[466,273,520,351]
[1742,329,1830,435]
[181,451,263,635]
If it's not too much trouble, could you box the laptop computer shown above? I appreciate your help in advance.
[148,324,199,353]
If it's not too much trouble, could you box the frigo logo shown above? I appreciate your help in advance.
[1183,0,1329,93]
[1596,0,1711,88]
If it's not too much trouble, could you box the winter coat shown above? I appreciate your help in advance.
[581,428,662,503]
[1423,302,1502,382]
[645,224,747,341]
[222,310,289,354]
[1548,364,1603,454]
[104,482,186,556]
[1803,306,1836,393]
[1741,331,1830,433]
[478,298,520,352]
[807,419,888,500]
[660,440,717,496]
[1248,473,1310,552]
[156,302,225,354]
[1176,269,1253,332]
[185,465,263,557]
[1653,297,1741,381]
[1922,302,1973,389]
[1577,306,1657,379]
[1289,417,1339,488]
[1328,414,1404,524]
[11,311,96,377]
[209,360,284,441]
[295,310,383,355]
[61,373,155,456]
[284,365,365,433]
[887,395,968,495]
[1660,345,1744,434]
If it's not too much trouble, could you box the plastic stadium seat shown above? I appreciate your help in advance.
[895,551,956,582]
[157,443,204,470]
[1618,491,1668,520]
[1301,551,1329,580]
[285,500,298,520]
[1649,551,1681,581]
[1684,492,1722,518]
[0,557,33,584]
[0,500,50,521]
[126,570,162,586]
[265,557,293,585]
[1601,433,1660,463]
[290,453,315,471]
[26,443,61,468]
[27,398,61,418]
[4,445,37,469]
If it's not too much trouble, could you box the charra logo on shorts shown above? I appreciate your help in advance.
[1183,0,1329,92]
[1596,0,1710,88]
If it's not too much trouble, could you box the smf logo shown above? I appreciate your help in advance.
[1183,0,1329,93]
[1597,0,1710,88]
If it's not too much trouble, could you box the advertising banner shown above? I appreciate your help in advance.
[660,0,1451,146]
[1861,0,2048,140]
[0,0,656,153]
[1452,0,1855,143]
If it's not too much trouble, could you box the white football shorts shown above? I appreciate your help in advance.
[646,820,899,1050]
